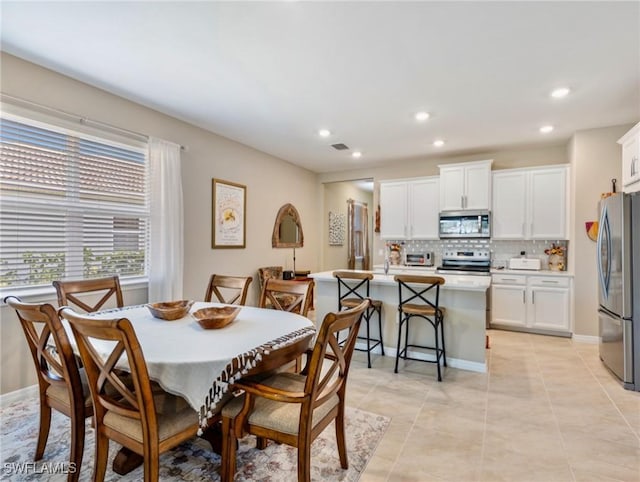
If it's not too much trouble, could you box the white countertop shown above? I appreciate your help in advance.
[371,264,574,277]
[310,270,490,292]
[491,268,574,277]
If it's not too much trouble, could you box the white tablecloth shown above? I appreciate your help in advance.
[63,302,315,432]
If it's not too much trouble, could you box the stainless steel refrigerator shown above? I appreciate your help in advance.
[597,192,640,391]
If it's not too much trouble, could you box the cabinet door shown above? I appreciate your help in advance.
[464,162,491,210]
[491,284,527,327]
[439,167,464,211]
[492,170,527,239]
[408,178,439,239]
[380,181,408,239]
[528,286,570,331]
[621,133,640,192]
[529,167,568,239]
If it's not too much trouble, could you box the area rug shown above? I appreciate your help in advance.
[0,396,389,481]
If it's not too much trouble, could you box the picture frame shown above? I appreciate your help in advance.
[212,178,246,249]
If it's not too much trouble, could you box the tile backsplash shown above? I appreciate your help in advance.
[383,238,569,270]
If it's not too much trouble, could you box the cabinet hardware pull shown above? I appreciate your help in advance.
[522,291,525,303]
[461,195,464,208]
[502,278,517,282]
[532,291,535,303]
[541,280,558,284]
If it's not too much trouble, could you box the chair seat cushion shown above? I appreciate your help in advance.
[46,369,92,409]
[340,298,382,309]
[222,372,339,436]
[103,393,198,444]
[401,304,446,316]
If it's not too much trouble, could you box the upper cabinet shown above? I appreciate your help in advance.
[492,165,569,240]
[379,177,439,240]
[618,122,640,193]
[439,159,492,211]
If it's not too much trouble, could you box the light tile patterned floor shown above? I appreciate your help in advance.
[345,329,640,482]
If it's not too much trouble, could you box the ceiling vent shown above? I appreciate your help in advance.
[331,143,349,150]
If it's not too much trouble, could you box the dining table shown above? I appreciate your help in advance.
[62,301,316,474]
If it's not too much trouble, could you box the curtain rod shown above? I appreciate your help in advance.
[0,93,187,151]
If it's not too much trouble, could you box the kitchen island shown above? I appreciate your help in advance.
[309,270,490,372]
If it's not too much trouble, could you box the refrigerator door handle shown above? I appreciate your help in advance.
[597,204,608,299]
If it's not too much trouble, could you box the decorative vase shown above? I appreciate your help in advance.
[389,249,401,266]
[548,254,565,271]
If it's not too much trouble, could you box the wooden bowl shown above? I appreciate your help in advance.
[193,306,240,329]
[146,300,194,320]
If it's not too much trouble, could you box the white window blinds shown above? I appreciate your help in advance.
[0,116,149,289]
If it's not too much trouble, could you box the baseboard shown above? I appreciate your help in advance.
[0,384,38,407]
[572,334,599,344]
[355,342,486,373]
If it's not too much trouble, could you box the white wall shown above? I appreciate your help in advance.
[0,53,320,394]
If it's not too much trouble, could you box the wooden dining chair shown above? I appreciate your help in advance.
[259,278,314,317]
[4,296,93,482]
[220,299,369,482]
[204,274,253,305]
[53,275,123,312]
[58,306,199,482]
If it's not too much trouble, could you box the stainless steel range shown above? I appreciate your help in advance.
[437,249,491,275]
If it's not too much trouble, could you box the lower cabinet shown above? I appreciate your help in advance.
[491,273,571,334]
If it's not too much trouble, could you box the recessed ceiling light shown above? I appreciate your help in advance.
[540,125,554,134]
[351,151,362,159]
[551,87,570,98]
[318,129,331,137]
[433,139,445,147]
[415,112,430,122]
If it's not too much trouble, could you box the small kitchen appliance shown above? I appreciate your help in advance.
[508,258,541,270]
[437,250,491,275]
[405,252,434,266]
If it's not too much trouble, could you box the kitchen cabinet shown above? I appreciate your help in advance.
[379,177,439,240]
[618,122,640,193]
[491,273,572,334]
[492,165,569,240]
[439,159,492,211]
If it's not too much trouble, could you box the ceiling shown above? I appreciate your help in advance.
[1,2,639,174]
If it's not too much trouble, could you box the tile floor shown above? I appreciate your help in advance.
[346,329,640,482]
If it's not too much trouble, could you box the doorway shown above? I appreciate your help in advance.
[322,179,374,271]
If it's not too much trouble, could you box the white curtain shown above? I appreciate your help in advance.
[148,138,183,302]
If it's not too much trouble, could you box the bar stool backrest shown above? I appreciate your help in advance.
[332,271,373,305]
[394,275,445,313]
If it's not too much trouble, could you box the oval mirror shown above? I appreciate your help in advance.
[272,203,304,248]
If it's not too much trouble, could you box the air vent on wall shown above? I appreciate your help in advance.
[331,143,349,150]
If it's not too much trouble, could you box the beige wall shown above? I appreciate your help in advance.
[321,181,373,271]
[569,124,632,337]
[0,53,320,394]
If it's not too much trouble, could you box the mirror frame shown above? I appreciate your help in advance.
[272,203,304,248]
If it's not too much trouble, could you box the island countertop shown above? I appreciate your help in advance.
[309,270,490,292]
[310,269,489,372]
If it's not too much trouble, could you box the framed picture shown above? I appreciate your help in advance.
[212,178,246,248]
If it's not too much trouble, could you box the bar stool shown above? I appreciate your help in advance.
[394,275,446,381]
[332,271,385,368]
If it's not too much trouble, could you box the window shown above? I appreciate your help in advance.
[0,116,149,289]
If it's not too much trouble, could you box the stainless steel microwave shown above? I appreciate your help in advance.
[439,210,491,238]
